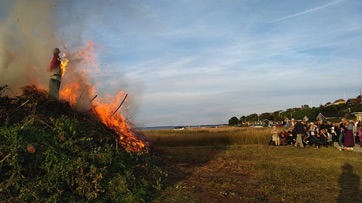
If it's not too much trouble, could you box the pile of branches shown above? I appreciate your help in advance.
[0,85,165,202]
[1,85,109,130]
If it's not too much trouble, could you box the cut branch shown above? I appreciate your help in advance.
[90,95,97,103]
[74,89,85,107]
[0,153,11,164]
[17,100,29,109]
[108,94,128,118]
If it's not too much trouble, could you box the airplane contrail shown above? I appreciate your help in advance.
[271,0,345,23]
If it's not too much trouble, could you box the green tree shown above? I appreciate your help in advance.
[228,116,239,126]
[239,116,246,124]
[246,113,258,122]
[260,112,272,120]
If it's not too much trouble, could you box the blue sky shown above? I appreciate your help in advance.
[2,0,362,127]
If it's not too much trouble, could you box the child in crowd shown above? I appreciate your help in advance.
[277,130,289,145]
[271,126,280,146]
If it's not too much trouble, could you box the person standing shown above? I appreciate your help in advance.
[47,48,62,99]
[309,122,317,146]
[317,120,328,148]
[344,120,355,150]
[293,119,305,148]
[271,125,280,146]
[358,124,362,147]
[338,118,347,151]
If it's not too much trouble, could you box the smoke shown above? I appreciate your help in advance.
[0,0,63,94]
[0,1,97,108]
[0,0,140,121]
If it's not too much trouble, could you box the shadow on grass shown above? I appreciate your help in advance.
[151,144,231,202]
[145,128,270,202]
[337,163,362,202]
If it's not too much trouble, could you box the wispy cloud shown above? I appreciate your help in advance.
[270,0,345,23]
[3,0,359,126]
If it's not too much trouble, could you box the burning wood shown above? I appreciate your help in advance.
[54,56,147,152]
[90,95,97,103]
[109,94,128,118]
[0,85,149,153]
[0,40,147,152]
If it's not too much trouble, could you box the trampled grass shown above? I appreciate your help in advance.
[144,127,362,202]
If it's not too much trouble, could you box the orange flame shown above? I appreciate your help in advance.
[91,92,148,152]
[58,42,149,152]
[60,82,81,105]
[60,58,69,77]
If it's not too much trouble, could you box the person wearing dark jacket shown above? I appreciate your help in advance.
[292,119,305,148]
[47,48,62,99]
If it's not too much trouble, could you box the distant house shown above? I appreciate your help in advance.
[273,110,284,116]
[346,97,361,105]
[303,115,317,122]
[333,99,346,105]
[316,112,343,121]
[352,112,362,121]
[324,102,332,107]
[301,104,310,109]
[262,119,272,126]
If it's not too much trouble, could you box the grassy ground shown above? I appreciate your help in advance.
[145,126,271,147]
[144,127,362,203]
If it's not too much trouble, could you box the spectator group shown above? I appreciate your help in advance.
[270,118,362,150]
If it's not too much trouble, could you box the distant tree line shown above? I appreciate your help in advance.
[228,101,362,126]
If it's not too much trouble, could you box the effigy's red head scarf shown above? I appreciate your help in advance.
[48,48,61,71]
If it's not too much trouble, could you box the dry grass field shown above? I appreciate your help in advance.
[143,127,362,203]
[144,126,271,147]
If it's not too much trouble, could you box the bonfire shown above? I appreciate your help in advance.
[0,84,150,153]
[0,84,164,202]
[0,43,149,153]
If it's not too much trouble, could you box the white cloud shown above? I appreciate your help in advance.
[3,0,361,126]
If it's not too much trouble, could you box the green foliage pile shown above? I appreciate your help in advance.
[0,85,166,202]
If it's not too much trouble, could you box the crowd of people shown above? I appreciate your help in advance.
[270,118,362,150]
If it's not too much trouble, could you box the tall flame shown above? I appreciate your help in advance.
[93,92,147,152]
[58,42,149,153]
[60,58,69,77]
[60,83,81,105]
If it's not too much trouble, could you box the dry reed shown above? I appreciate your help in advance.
[143,126,271,147]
